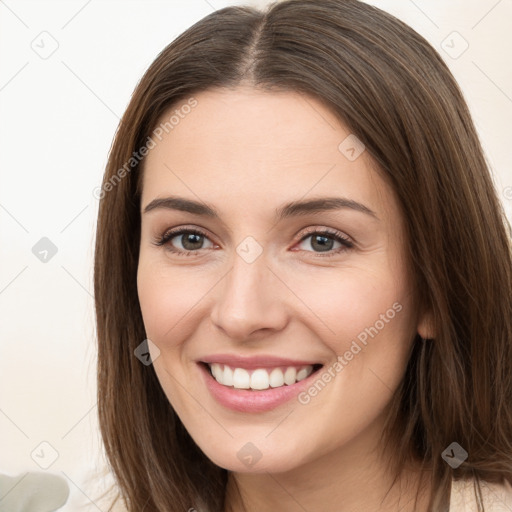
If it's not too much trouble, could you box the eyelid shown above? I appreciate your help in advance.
[298,226,352,244]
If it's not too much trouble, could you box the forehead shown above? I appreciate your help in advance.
[140,86,396,222]
[148,86,349,164]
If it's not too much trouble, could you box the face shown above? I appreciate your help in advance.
[137,86,429,474]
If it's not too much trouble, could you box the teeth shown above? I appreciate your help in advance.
[250,369,269,390]
[296,368,310,381]
[211,363,222,381]
[284,367,297,385]
[208,363,315,390]
[233,368,250,389]
[223,365,233,386]
[269,368,284,388]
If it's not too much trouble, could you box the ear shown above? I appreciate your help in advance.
[417,308,435,340]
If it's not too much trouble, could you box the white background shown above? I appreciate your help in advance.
[0,0,511,510]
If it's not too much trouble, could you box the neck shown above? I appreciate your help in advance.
[223,426,432,512]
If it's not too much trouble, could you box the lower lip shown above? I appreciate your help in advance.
[198,363,322,413]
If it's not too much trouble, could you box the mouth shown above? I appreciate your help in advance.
[197,355,326,412]
[200,361,324,391]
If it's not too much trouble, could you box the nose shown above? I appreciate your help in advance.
[210,249,289,341]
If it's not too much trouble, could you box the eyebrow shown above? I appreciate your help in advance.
[143,195,379,220]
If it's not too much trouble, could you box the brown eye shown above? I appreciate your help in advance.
[154,228,214,256]
[297,229,353,257]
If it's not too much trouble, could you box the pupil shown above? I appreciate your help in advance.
[182,233,202,250]
[312,235,333,252]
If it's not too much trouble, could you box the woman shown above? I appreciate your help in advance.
[93,0,512,510]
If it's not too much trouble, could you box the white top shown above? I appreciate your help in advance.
[450,478,512,511]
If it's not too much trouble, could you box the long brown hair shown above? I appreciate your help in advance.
[93,1,512,510]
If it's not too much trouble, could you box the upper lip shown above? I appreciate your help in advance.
[199,354,323,369]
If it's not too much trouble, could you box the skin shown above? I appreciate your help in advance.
[137,86,435,512]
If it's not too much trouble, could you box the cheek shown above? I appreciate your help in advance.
[290,270,413,452]
[136,257,213,342]
[285,263,410,350]
[286,264,415,416]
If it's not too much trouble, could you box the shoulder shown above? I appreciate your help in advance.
[450,477,512,511]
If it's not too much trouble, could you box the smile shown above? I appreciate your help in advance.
[198,358,325,413]
[207,363,321,390]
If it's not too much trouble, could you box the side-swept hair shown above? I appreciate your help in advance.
[94,1,512,510]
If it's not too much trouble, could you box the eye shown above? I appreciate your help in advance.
[153,227,214,256]
[153,226,354,258]
[296,228,354,257]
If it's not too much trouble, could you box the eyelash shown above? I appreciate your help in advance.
[153,226,354,258]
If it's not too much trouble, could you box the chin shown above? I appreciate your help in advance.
[196,439,308,475]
